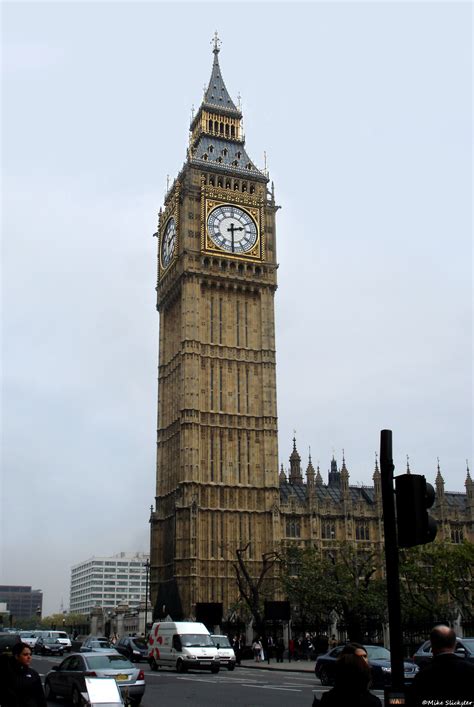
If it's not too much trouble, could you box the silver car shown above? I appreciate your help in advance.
[44,652,146,706]
[80,637,119,653]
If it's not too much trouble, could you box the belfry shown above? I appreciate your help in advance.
[150,36,280,621]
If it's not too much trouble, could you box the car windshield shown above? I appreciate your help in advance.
[91,640,112,648]
[181,633,213,647]
[459,639,474,652]
[86,655,134,670]
[365,646,391,661]
[44,638,60,645]
[212,636,231,648]
[132,638,147,649]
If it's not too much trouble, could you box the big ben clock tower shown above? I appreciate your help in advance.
[150,35,280,621]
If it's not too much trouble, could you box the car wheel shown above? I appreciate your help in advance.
[72,687,82,707]
[211,664,220,674]
[176,658,187,673]
[130,698,142,706]
[44,680,56,701]
[149,657,158,671]
[320,667,331,686]
[228,664,235,671]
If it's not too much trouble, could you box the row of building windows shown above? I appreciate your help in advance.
[285,518,372,540]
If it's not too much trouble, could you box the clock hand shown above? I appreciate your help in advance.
[227,222,244,252]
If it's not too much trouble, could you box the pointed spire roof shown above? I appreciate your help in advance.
[406,455,411,474]
[315,464,323,485]
[466,460,472,484]
[306,450,315,483]
[279,463,287,483]
[373,452,380,478]
[203,32,239,113]
[341,450,349,477]
[290,436,301,463]
[188,35,267,181]
[436,457,444,485]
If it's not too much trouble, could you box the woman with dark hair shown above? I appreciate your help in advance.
[314,643,382,706]
[1,642,47,707]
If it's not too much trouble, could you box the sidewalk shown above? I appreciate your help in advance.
[239,658,314,673]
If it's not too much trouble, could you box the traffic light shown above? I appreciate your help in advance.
[395,473,437,547]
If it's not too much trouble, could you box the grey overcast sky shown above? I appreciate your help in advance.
[2,1,472,616]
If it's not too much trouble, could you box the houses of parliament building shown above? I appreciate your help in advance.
[149,37,473,622]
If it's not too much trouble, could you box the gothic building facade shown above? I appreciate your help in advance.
[149,39,472,622]
[278,440,474,558]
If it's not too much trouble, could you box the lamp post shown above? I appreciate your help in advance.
[144,559,150,636]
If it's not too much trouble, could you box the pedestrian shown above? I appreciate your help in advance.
[265,635,274,664]
[252,637,262,662]
[313,644,382,706]
[276,637,285,662]
[406,624,474,706]
[328,634,337,649]
[288,637,295,662]
[232,635,242,666]
[1,642,47,707]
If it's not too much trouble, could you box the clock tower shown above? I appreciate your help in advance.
[150,35,280,621]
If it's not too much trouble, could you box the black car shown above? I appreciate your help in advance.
[413,636,474,668]
[116,636,148,662]
[0,633,21,656]
[315,644,419,688]
[34,637,64,656]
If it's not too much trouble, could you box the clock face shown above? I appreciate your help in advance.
[161,217,176,268]
[207,205,258,254]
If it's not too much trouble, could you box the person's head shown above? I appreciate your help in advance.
[12,642,32,666]
[341,642,369,664]
[335,651,371,691]
[430,625,456,655]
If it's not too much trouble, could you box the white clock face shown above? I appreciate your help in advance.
[207,205,257,254]
[161,217,176,267]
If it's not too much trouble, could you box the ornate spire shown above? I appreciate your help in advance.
[289,436,303,485]
[435,457,444,484]
[373,452,380,477]
[315,463,323,485]
[279,463,287,483]
[466,460,472,482]
[203,32,238,112]
[306,449,315,484]
[406,455,411,474]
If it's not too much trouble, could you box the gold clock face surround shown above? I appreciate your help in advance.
[207,204,258,254]
[161,217,176,269]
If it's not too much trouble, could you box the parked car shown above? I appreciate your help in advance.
[48,630,72,652]
[34,637,64,656]
[315,644,419,688]
[210,634,236,670]
[44,652,145,706]
[413,636,474,667]
[116,636,148,662]
[80,637,118,653]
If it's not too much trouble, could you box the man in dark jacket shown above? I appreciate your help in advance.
[407,624,474,705]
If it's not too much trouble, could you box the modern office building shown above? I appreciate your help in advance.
[0,585,43,620]
[69,552,149,614]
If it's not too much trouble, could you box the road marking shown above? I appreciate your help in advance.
[241,684,301,692]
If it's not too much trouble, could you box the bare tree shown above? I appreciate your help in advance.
[233,543,279,637]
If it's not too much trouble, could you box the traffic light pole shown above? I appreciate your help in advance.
[380,430,405,703]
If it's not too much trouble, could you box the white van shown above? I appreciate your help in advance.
[210,634,236,670]
[148,621,219,673]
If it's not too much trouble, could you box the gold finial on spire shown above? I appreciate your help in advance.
[237,92,242,110]
[166,174,170,191]
[212,30,221,53]
[191,104,195,120]
[406,454,410,473]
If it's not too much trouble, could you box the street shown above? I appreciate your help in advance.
[33,655,388,706]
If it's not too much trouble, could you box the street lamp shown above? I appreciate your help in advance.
[144,559,150,636]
